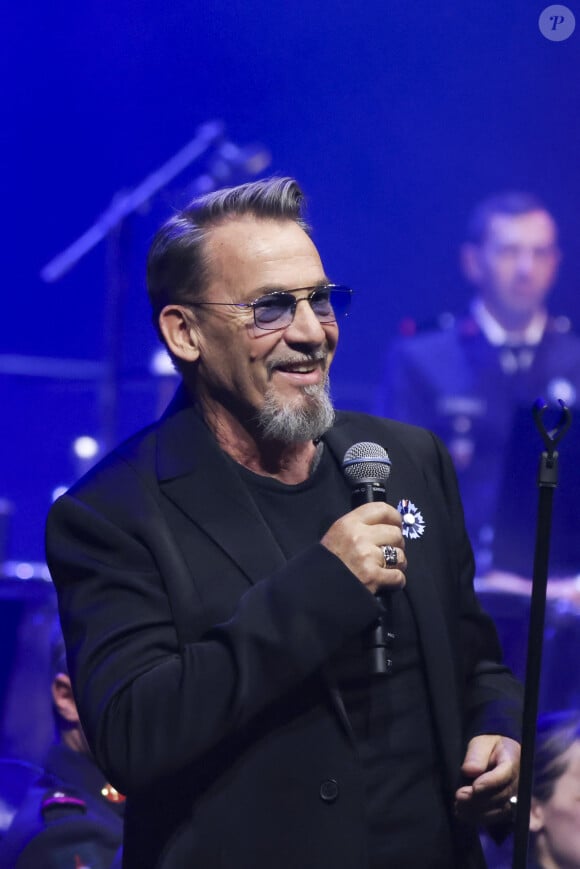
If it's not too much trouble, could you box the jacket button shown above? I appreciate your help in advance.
[319,779,339,802]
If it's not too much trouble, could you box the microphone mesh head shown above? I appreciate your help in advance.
[342,441,391,484]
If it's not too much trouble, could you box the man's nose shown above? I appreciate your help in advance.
[284,297,327,343]
[515,249,535,274]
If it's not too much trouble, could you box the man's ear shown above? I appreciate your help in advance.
[158,305,201,364]
[51,673,79,725]
[460,242,483,284]
[529,797,545,833]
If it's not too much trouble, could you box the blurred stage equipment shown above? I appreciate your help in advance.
[0,758,44,839]
[39,120,271,450]
[0,122,271,574]
[0,576,57,764]
[40,121,271,283]
[0,500,13,568]
[475,587,580,714]
[512,399,572,869]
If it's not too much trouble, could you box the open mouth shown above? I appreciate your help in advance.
[269,358,327,386]
[274,362,319,374]
[269,353,326,377]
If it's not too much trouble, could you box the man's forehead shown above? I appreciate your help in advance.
[485,210,558,246]
[204,215,324,290]
[563,740,580,774]
[205,215,313,257]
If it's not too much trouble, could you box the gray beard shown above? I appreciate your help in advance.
[256,379,335,444]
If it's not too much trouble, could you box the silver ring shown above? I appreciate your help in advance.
[382,545,398,568]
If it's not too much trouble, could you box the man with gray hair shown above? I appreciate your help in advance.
[47,177,522,868]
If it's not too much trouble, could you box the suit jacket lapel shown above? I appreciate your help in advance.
[156,396,358,743]
[156,393,286,586]
[154,402,464,771]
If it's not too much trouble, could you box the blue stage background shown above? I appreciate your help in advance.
[1,0,579,764]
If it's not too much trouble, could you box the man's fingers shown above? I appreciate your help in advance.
[461,735,520,783]
[457,735,520,824]
[461,737,496,776]
[320,504,408,594]
[352,501,403,527]
[473,771,513,795]
[378,545,407,588]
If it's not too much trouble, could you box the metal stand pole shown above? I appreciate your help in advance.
[99,216,127,451]
[40,121,225,283]
[38,122,271,452]
[512,399,571,869]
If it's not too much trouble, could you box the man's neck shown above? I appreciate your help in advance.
[472,298,547,346]
[534,837,560,869]
[231,440,320,484]
[61,726,90,754]
[194,391,319,484]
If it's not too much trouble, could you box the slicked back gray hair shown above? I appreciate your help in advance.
[147,176,310,327]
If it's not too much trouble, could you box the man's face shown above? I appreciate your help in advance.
[192,216,338,441]
[534,741,580,869]
[463,210,560,327]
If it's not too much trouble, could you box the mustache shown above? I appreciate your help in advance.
[266,350,328,375]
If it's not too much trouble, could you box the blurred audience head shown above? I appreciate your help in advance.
[49,618,89,754]
[530,710,580,869]
[461,192,561,330]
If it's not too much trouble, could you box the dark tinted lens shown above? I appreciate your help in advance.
[311,287,351,322]
[253,293,294,328]
[310,288,334,318]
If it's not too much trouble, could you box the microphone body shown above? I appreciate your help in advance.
[349,480,388,509]
[342,443,395,676]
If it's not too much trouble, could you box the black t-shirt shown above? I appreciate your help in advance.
[235,446,455,868]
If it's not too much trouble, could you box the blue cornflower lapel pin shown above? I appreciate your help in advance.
[397,499,426,540]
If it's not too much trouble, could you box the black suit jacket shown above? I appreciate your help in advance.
[376,317,580,555]
[46,390,522,868]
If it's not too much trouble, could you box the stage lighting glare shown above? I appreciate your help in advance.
[15,562,34,580]
[150,348,177,377]
[73,436,100,460]
[52,486,68,502]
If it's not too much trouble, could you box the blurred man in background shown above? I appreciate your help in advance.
[481,710,580,869]
[0,621,124,868]
[529,710,580,869]
[376,192,580,574]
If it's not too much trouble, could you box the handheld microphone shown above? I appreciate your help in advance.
[342,441,392,503]
[342,442,394,676]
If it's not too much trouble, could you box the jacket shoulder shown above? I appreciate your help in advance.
[55,418,164,514]
[332,410,439,453]
[391,314,481,354]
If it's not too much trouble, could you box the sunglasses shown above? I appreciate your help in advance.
[186,284,353,331]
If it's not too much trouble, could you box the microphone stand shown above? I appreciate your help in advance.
[39,121,225,451]
[40,121,225,284]
[511,398,571,869]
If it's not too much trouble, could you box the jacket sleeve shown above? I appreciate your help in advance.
[45,459,381,794]
[429,431,523,744]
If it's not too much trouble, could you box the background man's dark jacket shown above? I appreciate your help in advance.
[0,743,123,868]
[377,317,580,569]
